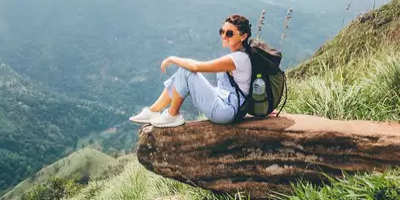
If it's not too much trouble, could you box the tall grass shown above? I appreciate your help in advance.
[275,169,400,200]
[67,159,152,200]
[66,157,244,200]
[285,48,400,122]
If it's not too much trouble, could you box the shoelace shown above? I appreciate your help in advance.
[162,109,179,118]
[162,109,171,117]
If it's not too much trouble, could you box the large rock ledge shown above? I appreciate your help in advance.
[136,114,400,199]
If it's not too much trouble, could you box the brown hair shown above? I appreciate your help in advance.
[224,14,252,50]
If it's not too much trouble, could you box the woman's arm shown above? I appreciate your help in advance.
[161,56,236,73]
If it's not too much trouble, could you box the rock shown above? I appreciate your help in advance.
[136,114,400,200]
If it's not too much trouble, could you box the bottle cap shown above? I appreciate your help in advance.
[256,74,262,78]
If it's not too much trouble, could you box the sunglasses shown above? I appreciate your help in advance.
[219,28,241,38]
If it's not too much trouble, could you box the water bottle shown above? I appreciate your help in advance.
[252,74,268,116]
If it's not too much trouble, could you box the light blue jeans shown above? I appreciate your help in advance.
[164,67,240,124]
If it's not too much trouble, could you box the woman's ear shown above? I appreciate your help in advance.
[241,33,248,42]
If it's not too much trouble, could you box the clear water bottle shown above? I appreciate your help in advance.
[252,74,268,116]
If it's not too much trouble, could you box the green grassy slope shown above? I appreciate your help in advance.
[283,0,400,122]
[1,148,130,200]
[287,0,400,79]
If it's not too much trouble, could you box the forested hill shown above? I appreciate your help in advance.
[0,62,127,194]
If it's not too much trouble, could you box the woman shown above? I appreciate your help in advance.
[129,14,252,127]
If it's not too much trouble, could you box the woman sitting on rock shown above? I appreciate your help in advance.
[129,14,252,127]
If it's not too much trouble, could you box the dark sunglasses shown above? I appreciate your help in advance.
[219,28,241,38]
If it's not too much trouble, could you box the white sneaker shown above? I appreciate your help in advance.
[150,109,185,127]
[129,107,161,124]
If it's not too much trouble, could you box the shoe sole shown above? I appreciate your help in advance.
[151,119,185,128]
[129,118,151,124]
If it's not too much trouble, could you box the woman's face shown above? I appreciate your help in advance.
[220,22,247,51]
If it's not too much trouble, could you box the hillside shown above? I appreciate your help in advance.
[287,0,400,78]
[284,0,400,123]
[0,62,128,194]
[1,148,135,200]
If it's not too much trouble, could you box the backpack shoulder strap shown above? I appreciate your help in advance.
[226,72,247,115]
[226,72,246,98]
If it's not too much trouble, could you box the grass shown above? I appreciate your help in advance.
[285,47,400,122]
[3,148,120,200]
[275,169,400,200]
[287,0,400,79]
[63,156,400,200]
[67,156,245,200]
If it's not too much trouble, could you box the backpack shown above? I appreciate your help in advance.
[227,38,288,122]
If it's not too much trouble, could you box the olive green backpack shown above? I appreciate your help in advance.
[227,38,287,122]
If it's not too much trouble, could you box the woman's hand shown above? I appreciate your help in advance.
[161,56,175,73]
[160,56,202,73]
